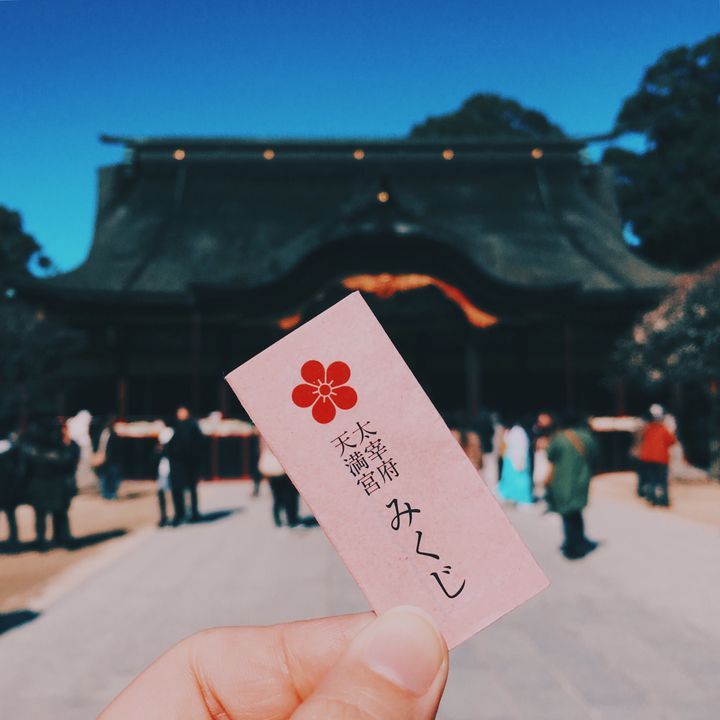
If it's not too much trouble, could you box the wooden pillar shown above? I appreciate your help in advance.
[19,383,28,432]
[117,377,127,420]
[143,374,153,415]
[56,389,67,418]
[218,378,229,416]
[216,323,230,416]
[615,378,626,416]
[191,310,201,413]
[465,330,480,416]
[210,435,219,481]
[241,436,250,479]
[563,320,576,411]
[671,383,683,417]
[111,324,127,419]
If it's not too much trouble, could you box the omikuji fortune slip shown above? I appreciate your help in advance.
[225,292,548,648]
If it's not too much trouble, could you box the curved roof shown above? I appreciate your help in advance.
[39,136,673,305]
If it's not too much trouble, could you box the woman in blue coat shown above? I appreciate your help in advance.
[497,420,534,506]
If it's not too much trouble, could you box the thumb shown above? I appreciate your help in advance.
[291,606,449,720]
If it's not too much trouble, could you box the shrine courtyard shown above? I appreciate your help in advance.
[0,476,718,719]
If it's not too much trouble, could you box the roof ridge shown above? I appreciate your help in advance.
[100,133,617,151]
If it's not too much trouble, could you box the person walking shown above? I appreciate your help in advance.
[94,416,122,500]
[450,418,483,473]
[65,410,95,493]
[637,405,676,507]
[58,420,80,542]
[545,413,599,559]
[532,411,556,500]
[166,406,206,525]
[258,435,299,527]
[0,431,23,547]
[497,418,534,506]
[481,413,503,489]
[248,433,263,497]
[23,417,80,549]
[155,424,174,527]
[475,410,496,486]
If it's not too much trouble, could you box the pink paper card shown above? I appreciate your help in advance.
[226,292,548,648]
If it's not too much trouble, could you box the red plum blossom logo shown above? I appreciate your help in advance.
[291,360,357,424]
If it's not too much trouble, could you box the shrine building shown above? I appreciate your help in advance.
[19,135,673,422]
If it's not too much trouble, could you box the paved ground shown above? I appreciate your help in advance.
[595,470,720,528]
[0,482,160,612]
[0,480,718,719]
[3,470,718,617]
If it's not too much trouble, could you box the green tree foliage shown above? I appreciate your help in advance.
[0,206,41,285]
[604,34,720,269]
[0,208,80,424]
[0,303,81,423]
[409,93,565,139]
[616,262,720,475]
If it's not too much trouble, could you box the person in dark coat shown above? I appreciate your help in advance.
[95,416,122,500]
[258,434,299,527]
[545,413,599,560]
[154,424,174,527]
[166,406,206,525]
[23,418,80,549]
[0,432,24,547]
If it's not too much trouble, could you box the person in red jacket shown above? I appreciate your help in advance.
[637,405,676,507]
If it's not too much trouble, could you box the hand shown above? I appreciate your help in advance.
[99,606,449,720]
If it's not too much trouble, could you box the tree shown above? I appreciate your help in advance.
[616,262,720,477]
[0,302,82,424]
[0,206,41,284]
[604,34,720,269]
[0,207,81,426]
[409,93,565,139]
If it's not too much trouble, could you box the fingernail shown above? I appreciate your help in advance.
[360,606,445,696]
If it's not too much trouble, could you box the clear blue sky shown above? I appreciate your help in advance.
[1,0,718,270]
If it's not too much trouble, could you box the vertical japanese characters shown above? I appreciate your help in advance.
[332,420,466,600]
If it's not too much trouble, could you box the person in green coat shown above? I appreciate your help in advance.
[546,413,599,560]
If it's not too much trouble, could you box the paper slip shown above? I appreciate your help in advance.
[226,292,548,648]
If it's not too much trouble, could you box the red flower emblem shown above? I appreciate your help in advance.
[291,360,358,424]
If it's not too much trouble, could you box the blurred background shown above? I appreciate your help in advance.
[1,1,719,718]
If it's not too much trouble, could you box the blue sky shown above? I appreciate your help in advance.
[1,0,718,270]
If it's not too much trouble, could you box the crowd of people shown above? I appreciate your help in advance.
[453,404,681,559]
[94,406,208,526]
[0,416,80,549]
[94,406,310,530]
[1,402,679,556]
[450,410,601,560]
[0,405,209,549]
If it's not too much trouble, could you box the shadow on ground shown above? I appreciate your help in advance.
[184,508,244,525]
[0,529,127,555]
[0,610,39,635]
[115,491,153,501]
